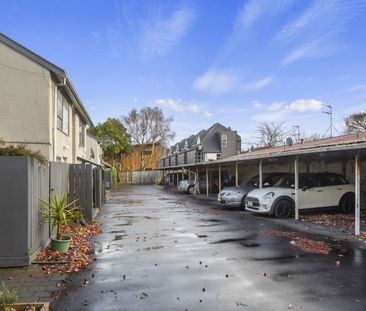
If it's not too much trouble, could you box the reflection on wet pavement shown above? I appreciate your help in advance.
[54,185,366,311]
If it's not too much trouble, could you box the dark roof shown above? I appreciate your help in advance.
[218,132,366,163]
[170,123,231,152]
[0,32,93,126]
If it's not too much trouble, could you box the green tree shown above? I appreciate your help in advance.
[344,112,366,133]
[88,118,131,167]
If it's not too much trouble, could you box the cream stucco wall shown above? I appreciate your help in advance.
[86,135,103,165]
[0,41,52,159]
[0,41,96,164]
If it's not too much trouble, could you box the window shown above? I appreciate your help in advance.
[143,150,152,156]
[321,173,348,186]
[221,134,228,147]
[57,91,69,135]
[79,122,86,148]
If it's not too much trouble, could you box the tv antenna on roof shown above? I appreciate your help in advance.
[322,104,339,138]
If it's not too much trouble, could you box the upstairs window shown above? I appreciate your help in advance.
[79,122,86,148]
[221,134,228,147]
[57,91,69,135]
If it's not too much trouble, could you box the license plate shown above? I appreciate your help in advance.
[247,201,253,207]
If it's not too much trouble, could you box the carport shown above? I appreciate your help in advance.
[160,133,366,235]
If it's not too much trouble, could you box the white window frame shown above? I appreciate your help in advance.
[221,134,228,148]
[79,122,86,148]
[57,90,69,135]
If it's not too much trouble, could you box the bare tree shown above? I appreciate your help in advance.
[256,121,286,147]
[344,111,366,133]
[122,107,175,170]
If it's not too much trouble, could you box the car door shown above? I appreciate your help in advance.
[297,174,325,209]
[321,173,348,207]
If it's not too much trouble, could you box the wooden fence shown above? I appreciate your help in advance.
[50,162,105,222]
[120,170,161,184]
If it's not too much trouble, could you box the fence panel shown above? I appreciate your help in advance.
[119,170,160,184]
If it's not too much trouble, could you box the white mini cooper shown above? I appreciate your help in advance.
[245,172,355,218]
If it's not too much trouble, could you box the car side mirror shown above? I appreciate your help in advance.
[302,185,310,191]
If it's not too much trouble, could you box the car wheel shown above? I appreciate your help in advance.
[274,199,293,218]
[188,185,194,194]
[339,193,355,213]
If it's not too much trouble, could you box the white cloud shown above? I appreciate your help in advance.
[253,99,324,121]
[282,40,322,65]
[243,76,273,92]
[253,101,265,109]
[237,0,294,28]
[193,69,239,95]
[140,7,197,57]
[268,102,285,111]
[286,99,323,112]
[156,98,212,117]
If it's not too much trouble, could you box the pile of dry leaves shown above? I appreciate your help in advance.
[262,228,332,255]
[300,211,366,231]
[289,238,331,255]
[35,222,102,274]
[262,229,296,238]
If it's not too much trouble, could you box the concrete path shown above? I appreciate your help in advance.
[54,185,366,311]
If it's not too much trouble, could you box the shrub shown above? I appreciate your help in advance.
[0,142,46,164]
[111,167,119,188]
[0,282,18,304]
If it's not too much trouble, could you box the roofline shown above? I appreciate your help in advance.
[158,141,366,170]
[0,32,93,126]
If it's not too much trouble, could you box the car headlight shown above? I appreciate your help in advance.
[263,192,275,200]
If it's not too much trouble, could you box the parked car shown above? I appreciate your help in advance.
[217,173,290,209]
[177,178,210,194]
[178,179,195,193]
[245,172,355,218]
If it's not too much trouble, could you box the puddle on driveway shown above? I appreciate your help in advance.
[107,198,144,205]
[242,242,260,247]
[253,254,306,261]
[113,234,126,241]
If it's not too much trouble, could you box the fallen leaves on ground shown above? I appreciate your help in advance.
[300,211,366,231]
[35,222,102,274]
[262,229,297,238]
[263,228,331,254]
[289,237,331,255]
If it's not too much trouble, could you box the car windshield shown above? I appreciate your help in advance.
[244,175,260,187]
[263,174,286,187]
[273,175,295,188]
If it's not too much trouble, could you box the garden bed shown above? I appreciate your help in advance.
[35,223,102,274]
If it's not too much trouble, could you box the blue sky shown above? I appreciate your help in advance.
[1,0,366,147]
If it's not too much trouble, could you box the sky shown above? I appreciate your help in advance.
[1,0,366,148]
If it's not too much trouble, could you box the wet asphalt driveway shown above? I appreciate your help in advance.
[55,185,366,311]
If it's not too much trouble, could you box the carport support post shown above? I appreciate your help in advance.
[294,157,299,220]
[355,154,361,236]
[206,166,209,197]
[259,160,263,189]
[218,164,221,191]
[235,162,239,186]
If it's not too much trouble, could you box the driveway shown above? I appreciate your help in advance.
[54,185,366,311]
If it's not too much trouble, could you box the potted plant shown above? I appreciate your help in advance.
[39,194,79,253]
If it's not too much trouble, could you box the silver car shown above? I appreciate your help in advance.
[217,173,288,209]
[177,179,195,193]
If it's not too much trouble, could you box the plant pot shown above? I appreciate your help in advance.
[51,235,71,253]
